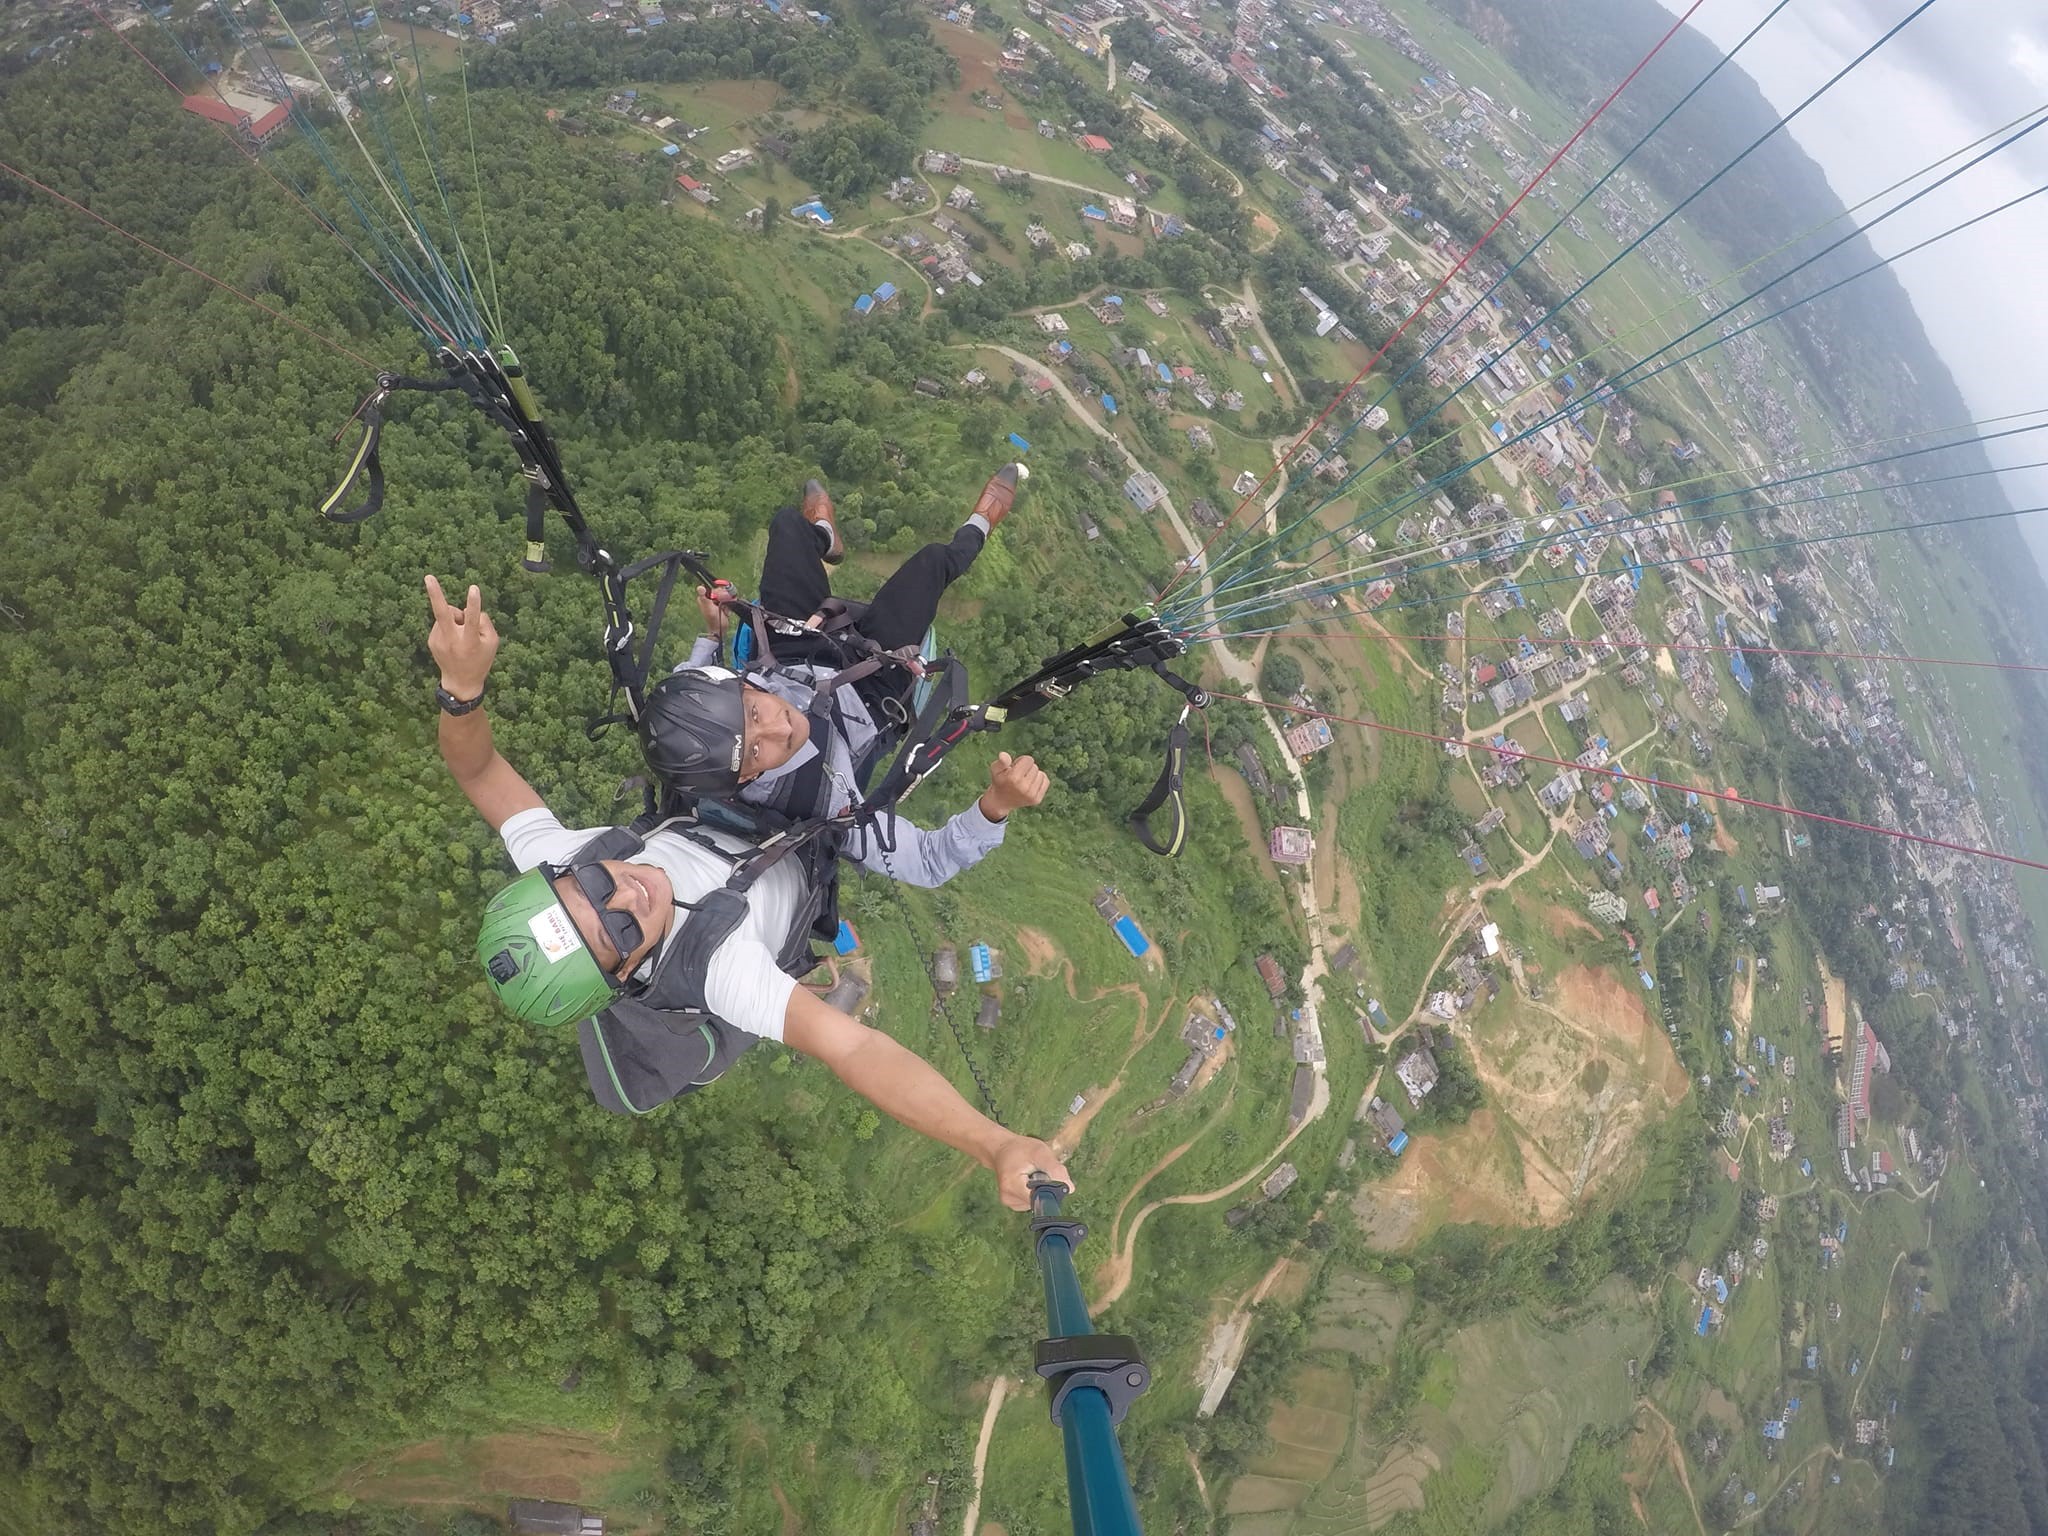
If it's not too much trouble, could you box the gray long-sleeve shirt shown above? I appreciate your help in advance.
[684,635,1004,887]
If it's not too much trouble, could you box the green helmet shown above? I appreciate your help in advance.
[476,867,618,1026]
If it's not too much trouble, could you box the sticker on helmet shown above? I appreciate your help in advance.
[528,903,586,963]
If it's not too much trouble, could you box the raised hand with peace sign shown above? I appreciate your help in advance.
[424,574,501,701]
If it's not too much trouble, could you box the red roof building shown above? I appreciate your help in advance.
[1642,887,1662,913]
[182,92,289,146]
[1076,134,1112,153]
[1255,953,1285,998]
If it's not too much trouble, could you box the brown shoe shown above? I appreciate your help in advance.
[971,462,1028,533]
[802,477,844,564]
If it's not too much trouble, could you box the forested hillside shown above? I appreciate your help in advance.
[0,37,1255,1532]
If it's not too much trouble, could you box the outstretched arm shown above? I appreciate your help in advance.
[781,986,1071,1210]
[848,753,1051,888]
[426,575,543,832]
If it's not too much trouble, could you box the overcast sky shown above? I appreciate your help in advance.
[1643,0,2048,582]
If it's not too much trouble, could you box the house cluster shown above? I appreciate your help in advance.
[875,209,986,292]
[1107,340,1232,411]
[849,280,900,317]
[926,938,1003,1029]
[1166,1001,1236,1097]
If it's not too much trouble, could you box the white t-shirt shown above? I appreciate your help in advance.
[499,807,807,1041]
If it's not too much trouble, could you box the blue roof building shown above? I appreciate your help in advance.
[969,943,994,983]
[1008,433,1031,452]
[1112,915,1150,957]
[874,281,897,303]
[1101,392,1117,414]
[1081,204,1107,221]
[853,293,874,314]
[1387,1130,1409,1155]
[662,143,681,157]
[1156,362,1173,384]
[791,198,833,225]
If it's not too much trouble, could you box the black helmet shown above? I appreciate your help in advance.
[640,666,748,795]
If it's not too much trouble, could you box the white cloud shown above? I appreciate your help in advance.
[1644,0,2048,574]
[2013,32,2048,92]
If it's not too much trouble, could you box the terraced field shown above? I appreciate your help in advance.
[1232,1276,1653,1532]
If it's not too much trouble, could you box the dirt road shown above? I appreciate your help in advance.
[961,1376,1012,1536]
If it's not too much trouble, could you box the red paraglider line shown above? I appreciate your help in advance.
[1159,0,1710,603]
[0,156,382,372]
[1223,628,2048,676]
[82,0,459,346]
[1207,690,2048,873]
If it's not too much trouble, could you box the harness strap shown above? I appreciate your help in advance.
[858,653,981,830]
[1130,705,1193,857]
[318,374,469,524]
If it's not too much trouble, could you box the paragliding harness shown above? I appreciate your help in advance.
[554,814,844,1114]
[324,343,1214,856]
[327,351,1211,1110]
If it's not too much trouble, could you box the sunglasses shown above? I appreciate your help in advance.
[547,860,645,971]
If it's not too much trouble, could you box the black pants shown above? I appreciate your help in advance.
[759,505,986,651]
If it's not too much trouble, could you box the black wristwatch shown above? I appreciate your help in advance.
[436,684,487,716]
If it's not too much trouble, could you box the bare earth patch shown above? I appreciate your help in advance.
[935,27,1023,133]
[1731,953,1757,1042]
[1545,903,1600,941]
[1014,925,1060,976]
[1357,1107,1553,1237]
[1356,966,1686,1246]
[339,1431,632,1510]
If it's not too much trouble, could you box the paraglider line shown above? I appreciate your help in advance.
[1159,0,1710,603]
[1210,629,2048,677]
[87,0,460,347]
[1206,691,2048,873]
[0,156,379,372]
